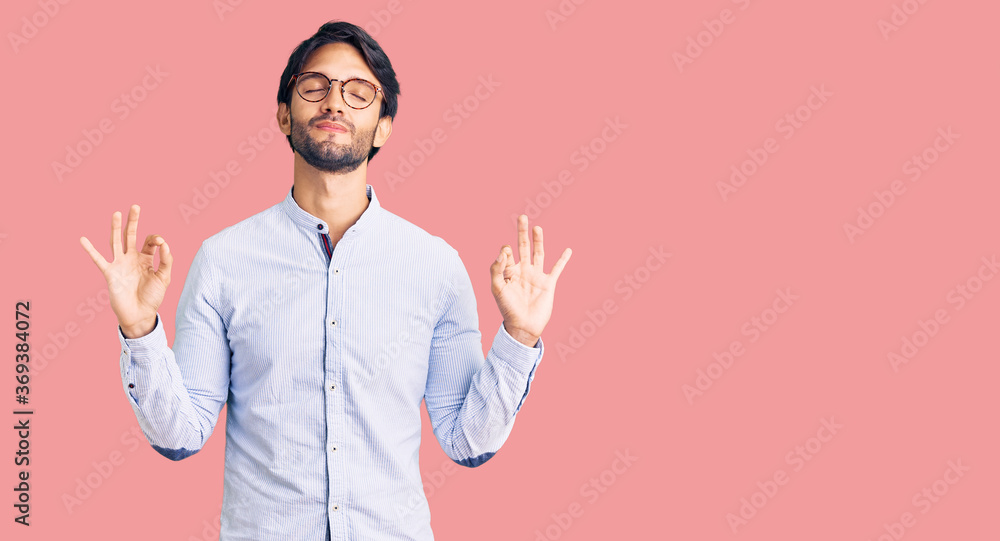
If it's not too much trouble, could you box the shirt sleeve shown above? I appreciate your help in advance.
[423,247,544,468]
[118,242,232,461]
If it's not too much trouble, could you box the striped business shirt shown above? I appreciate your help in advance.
[117,183,544,540]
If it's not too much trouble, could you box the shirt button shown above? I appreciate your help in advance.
[334,268,340,274]
[330,384,335,390]
[330,320,336,326]
[333,505,339,511]
[128,383,134,388]
[317,223,323,230]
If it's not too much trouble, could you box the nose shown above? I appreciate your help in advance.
[319,82,347,113]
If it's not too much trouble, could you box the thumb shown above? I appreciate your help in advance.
[154,237,172,281]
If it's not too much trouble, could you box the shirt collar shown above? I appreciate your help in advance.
[281,183,381,236]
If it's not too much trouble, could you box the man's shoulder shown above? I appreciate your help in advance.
[379,208,459,258]
[196,201,284,253]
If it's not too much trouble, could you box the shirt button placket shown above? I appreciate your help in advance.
[326,248,345,538]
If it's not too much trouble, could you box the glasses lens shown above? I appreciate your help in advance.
[296,74,330,102]
[343,80,376,108]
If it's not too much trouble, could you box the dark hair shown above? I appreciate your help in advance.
[276,20,400,163]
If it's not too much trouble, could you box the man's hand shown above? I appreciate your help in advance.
[79,204,172,338]
[489,214,572,347]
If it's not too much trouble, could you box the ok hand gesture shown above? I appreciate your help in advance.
[79,205,172,338]
[489,214,572,347]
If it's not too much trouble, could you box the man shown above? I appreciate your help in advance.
[79,20,570,540]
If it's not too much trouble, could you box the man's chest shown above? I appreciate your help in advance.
[221,262,442,406]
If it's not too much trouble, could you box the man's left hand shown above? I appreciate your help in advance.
[490,214,572,347]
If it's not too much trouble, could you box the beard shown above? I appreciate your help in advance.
[290,113,376,174]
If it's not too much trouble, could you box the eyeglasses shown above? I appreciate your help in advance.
[287,72,382,109]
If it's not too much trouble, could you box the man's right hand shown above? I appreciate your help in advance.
[80,204,173,339]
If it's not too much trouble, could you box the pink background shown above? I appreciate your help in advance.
[2,0,998,539]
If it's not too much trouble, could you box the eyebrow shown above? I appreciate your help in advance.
[304,70,371,82]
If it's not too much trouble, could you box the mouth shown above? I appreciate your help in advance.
[315,122,348,133]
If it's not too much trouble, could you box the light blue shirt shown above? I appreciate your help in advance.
[117,184,544,540]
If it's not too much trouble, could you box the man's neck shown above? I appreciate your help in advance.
[292,158,371,241]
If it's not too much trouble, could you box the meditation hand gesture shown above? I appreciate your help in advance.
[489,214,572,347]
[79,204,172,339]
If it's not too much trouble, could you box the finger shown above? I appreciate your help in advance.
[79,236,110,274]
[549,247,572,282]
[533,225,544,270]
[124,204,139,254]
[490,247,506,295]
[140,234,157,256]
[517,214,530,264]
[154,237,172,282]
[110,210,123,257]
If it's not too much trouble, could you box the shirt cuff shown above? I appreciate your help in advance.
[118,313,167,365]
[490,321,544,374]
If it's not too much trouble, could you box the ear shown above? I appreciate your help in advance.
[277,102,291,137]
[372,115,393,149]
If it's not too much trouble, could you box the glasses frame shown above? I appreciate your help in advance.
[287,71,382,110]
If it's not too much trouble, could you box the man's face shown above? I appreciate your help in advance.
[280,42,391,174]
